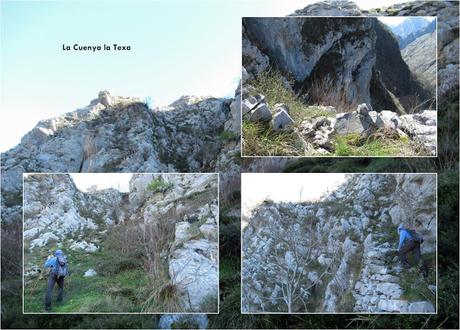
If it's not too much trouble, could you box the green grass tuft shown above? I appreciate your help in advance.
[145,177,173,193]
[334,133,419,156]
[242,121,302,156]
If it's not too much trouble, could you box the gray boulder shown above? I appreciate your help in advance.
[378,299,409,312]
[242,95,261,115]
[334,112,374,135]
[84,269,97,277]
[399,110,437,154]
[376,110,401,130]
[272,109,294,131]
[159,314,208,329]
[249,103,272,123]
[356,103,372,116]
[273,103,290,115]
[169,240,218,311]
[408,301,435,313]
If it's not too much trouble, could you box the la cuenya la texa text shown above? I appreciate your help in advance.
[62,44,131,52]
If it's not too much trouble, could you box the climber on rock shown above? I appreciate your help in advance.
[397,224,427,277]
[44,249,69,312]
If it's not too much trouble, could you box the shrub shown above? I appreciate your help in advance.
[218,130,238,141]
[96,252,144,276]
[85,295,136,313]
[199,294,218,313]
[141,279,185,313]
[146,177,174,193]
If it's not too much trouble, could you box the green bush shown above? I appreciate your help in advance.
[146,177,173,193]
[218,130,238,141]
[96,251,144,276]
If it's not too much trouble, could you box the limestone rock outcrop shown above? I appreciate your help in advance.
[243,174,436,313]
[129,173,219,312]
[243,13,432,114]
[23,174,126,250]
[401,30,436,95]
[1,91,239,230]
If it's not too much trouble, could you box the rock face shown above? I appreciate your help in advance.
[246,0,458,111]
[1,90,239,227]
[364,0,459,100]
[243,14,431,114]
[401,31,437,95]
[242,174,436,313]
[243,17,377,107]
[23,174,126,250]
[130,173,219,312]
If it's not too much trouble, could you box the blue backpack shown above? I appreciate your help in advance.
[53,255,68,278]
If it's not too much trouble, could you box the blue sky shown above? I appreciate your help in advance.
[1,0,415,151]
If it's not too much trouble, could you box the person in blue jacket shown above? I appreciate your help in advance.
[44,249,68,311]
[397,224,427,276]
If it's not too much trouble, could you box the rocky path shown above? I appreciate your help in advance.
[353,231,404,312]
[353,221,435,313]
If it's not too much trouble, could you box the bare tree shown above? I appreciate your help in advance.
[247,206,335,313]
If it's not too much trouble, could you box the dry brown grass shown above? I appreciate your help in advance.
[304,76,359,113]
[403,94,436,114]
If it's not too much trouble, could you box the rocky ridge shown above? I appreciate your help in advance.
[23,174,126,251]
[1,90,240,224]
[401,30,437,94]
[243,174,436,313]
[294,1,459,98]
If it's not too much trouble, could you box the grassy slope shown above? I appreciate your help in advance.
[24,245,150,313]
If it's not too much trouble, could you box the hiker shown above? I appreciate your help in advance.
[397,224,427,277]
[44,249,68,311]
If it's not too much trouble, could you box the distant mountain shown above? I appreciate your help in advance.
[390,17,430,39]
[401,30,436,95]
[398,19,436,49]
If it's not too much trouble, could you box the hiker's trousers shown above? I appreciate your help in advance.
[399,240,428,275]
[399,240,421,265]
[45,273,65,309]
